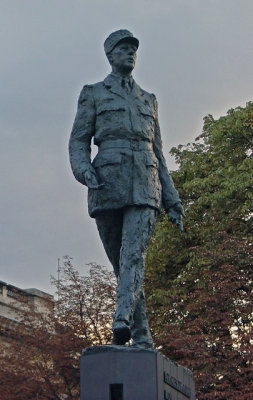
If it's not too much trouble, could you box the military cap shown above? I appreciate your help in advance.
[104,29,139,55]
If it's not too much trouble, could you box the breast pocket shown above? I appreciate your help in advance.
[96,103,126,127]
[138,105,155,137]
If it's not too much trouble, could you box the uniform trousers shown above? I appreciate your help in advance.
[95,206,157,346]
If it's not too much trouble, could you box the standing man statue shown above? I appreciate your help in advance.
[69,30,184,349]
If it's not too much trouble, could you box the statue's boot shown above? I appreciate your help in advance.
[112,281,133,345]
[113,266,140,345]
[112,292,153,347]
[131,291,153,349]
[112,320,131,345]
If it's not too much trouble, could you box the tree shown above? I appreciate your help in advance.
[0,259,116,400]
[146,102,253,399]
[1,103,252,399]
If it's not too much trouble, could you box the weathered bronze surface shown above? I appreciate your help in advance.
[69,30,184,348]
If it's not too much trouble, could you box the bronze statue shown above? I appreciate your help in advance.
[69,30,184,349]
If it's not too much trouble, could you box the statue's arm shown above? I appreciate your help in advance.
[69,85,102,189]
[152,95,185,230]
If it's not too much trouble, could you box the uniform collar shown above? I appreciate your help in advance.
[104,73,143,100]
[104,73,132,86]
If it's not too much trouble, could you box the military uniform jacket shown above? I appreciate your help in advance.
[69,74,180,218]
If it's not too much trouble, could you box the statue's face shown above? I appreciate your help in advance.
[109,41,137,74]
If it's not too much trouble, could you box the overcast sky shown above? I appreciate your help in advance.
[1,0,252,294]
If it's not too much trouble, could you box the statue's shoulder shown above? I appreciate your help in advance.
[136,84,158,111]
[80,81,103,93]
[137,84,157,103]
[79,81,104,102]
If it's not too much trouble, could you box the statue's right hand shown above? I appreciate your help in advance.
[83,167,104,189]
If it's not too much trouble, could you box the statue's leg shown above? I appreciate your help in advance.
[113,206,157,345]
[131,290,153,349]
[95,209,123,278]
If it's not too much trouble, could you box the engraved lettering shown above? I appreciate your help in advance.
[164,390,173,400]
[164,371,191,398]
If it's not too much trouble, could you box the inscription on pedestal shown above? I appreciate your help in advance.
[164,390,173,400]
[164,372,191,398]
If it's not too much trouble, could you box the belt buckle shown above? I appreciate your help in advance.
[130,140,138,150]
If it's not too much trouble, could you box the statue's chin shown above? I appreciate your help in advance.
[114,64,134,76]
[122,68,134,77]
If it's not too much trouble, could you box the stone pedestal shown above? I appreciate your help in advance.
[80,345,195,400]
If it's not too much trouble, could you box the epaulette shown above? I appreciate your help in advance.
[78,85,94,104]
[82,84,94,90]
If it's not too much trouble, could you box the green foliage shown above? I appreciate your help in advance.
[146,102,253,400]
[0,103,252,399]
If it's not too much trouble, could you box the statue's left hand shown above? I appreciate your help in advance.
[83,166,105,189]
[167,203,185,232]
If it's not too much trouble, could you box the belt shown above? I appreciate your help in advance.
[98,139,153,151]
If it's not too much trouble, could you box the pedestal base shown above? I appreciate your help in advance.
[80,345,195,400]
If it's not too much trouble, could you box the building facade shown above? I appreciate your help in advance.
[0,280,53,337]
